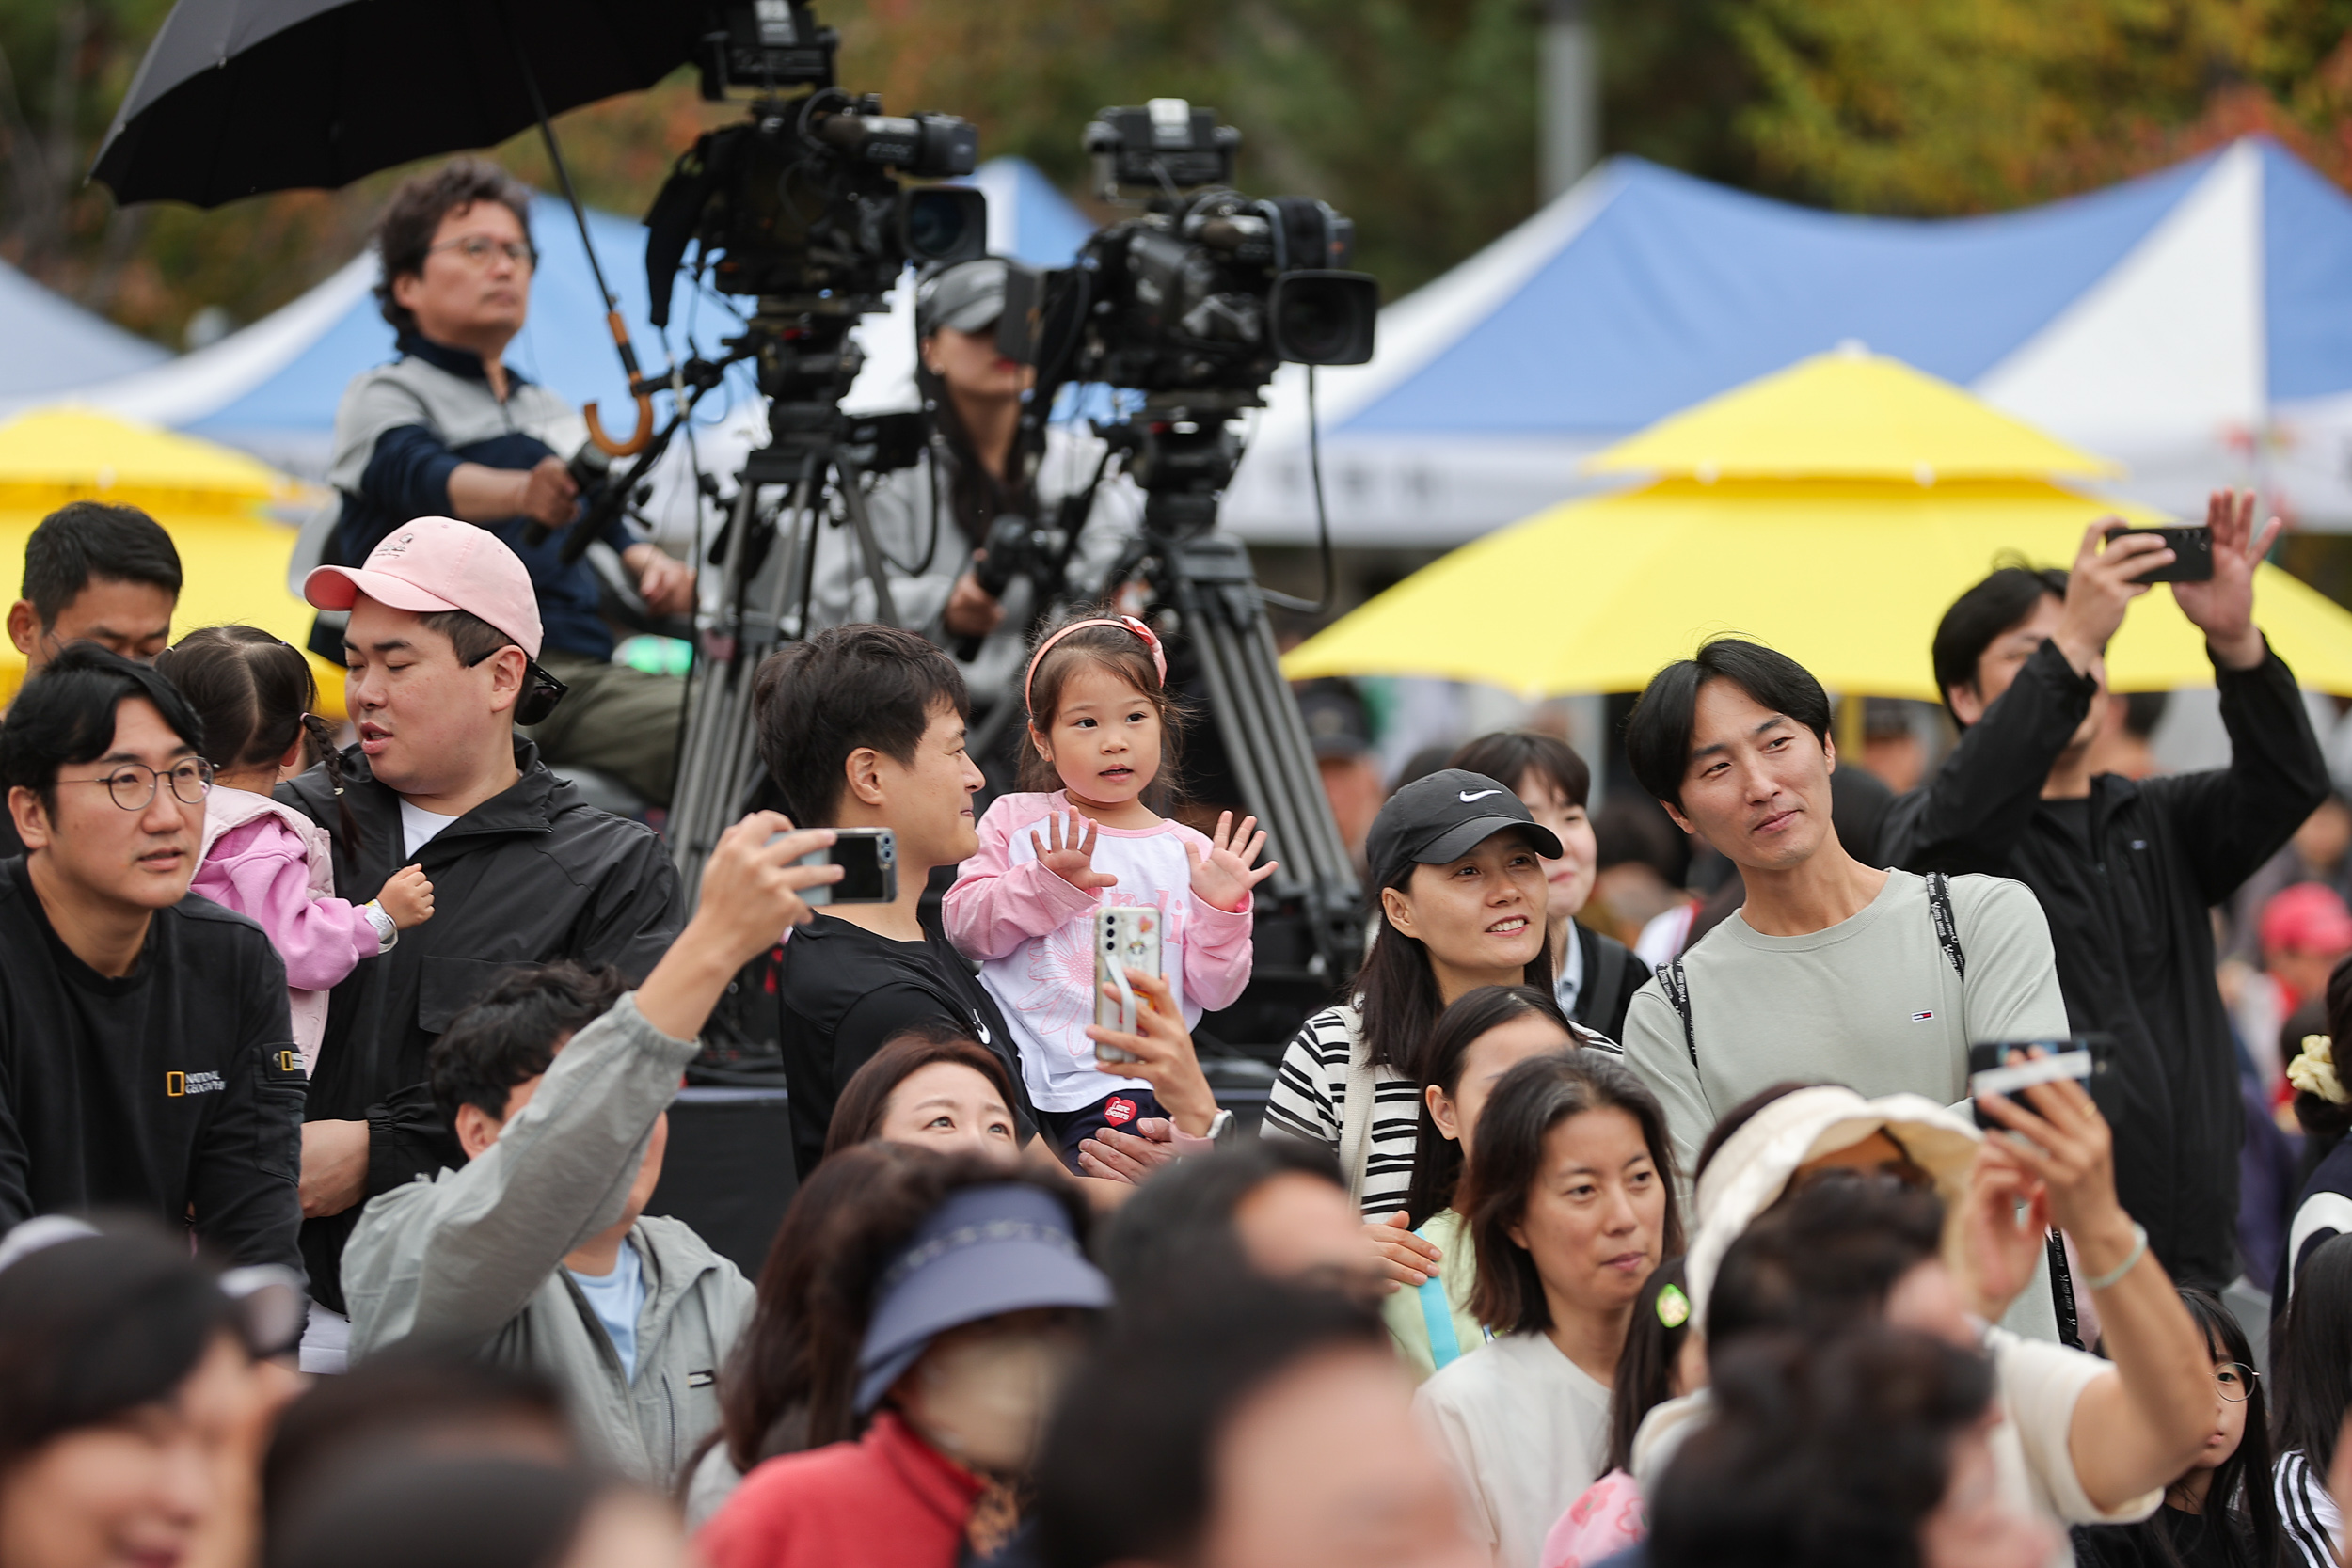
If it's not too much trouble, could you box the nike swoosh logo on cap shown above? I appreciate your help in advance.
[1458,789,1502,803]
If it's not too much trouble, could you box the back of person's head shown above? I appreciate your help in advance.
[752,623,969,827]
[2272,1232,2352,1470]
[0,641,206,809]
[269,1454,644,1568]
[821,1022,1020,1161]
[1650,1327,2004,1568]
[1096,1140,1357,1296]
[1706,1176,1944,1358]
[0,1223,238,1468]
[1592,793,1691,887]
[154,626,354,836]
[372,158,534,338]
[261,1350,572,1538]
[1448,730,1591,811]
[1462,1052,1683,1335]
[1693,1081,1818,1183]
[1035,1279,1391,1568]
[427,963,627,1127]
[1931,564,2071,721]
[2289,957,2352,1156]
[1624,637,1833,809]
[1018,610,1188,799]
[1607,1256,1693,1474]
[1403,983,1571,1227]
[19,500,183,630]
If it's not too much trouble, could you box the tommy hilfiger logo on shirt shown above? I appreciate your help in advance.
[1911,1011,1936,1022]
[165,1070,226,1097]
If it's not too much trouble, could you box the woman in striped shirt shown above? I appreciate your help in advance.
[2274,1231,2352,1568]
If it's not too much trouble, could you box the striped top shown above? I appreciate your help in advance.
[1261,1006,1422,1219]
[2277,1449,2344,1568]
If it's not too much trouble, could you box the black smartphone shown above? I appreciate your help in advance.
[781,827,897,906]
[2110,524,2214,583]
[1968,1036,2116,1129]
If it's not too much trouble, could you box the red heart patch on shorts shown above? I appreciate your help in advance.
[1104,1096,1138,1126]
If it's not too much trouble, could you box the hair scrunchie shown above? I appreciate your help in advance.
[2289,1034,2347,1105]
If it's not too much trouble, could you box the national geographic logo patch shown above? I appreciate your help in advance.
[165,1070,227,1098]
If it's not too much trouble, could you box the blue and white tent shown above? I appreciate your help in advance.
[0,259,167,400]
[1225,136,2352,544]
[28,158,1094,478]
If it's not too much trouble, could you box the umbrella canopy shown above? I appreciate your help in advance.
[1280,353,2352,700]
[0,407,345,714]
[91,0,706,206]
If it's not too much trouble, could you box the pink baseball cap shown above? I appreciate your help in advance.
[2263,882,2352,956]
[304,517,543,659]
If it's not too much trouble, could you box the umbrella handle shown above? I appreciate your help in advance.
[584,309,654,456]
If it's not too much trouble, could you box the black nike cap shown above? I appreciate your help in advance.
[1364,768,1565,888]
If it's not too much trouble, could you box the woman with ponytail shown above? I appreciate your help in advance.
[156,626,435,1072]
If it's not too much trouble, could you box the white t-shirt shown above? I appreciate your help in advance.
[1414,1330,1613,1568]
[567,1240,646,1385]
[399,799,462,859]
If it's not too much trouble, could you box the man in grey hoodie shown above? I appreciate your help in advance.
[341,812,842,1485]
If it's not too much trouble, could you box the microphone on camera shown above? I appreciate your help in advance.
[520,444,613,549]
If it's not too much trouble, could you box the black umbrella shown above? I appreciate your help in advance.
[90,0,712,452]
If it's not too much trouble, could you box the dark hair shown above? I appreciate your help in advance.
[2272,1231,2352,1473]
[1403,984,1573,1227]
[2086,1290,2276,1568]
[0,641,207,809]
[0,1227,236,1468]
[262,1350,571,1537]
[270,1454,601,1568]
[1449,730,1591,813]
[822,1023,1020,1159]
[1095,1140,1347,1296]
[914,356,1036,552]
[413,607,516,667]
[1650,1327,1997,1568]
[1706,1177,1944,1361]
[1607,1256,1692,1474]
[1623,637,1834,810]
[373,157,534,338]
[1018,609,1190,804]
[1463,1053,1683,1334]
[2290,956,2352,1159]
[427,963,628,1126]
[753,624,970,827]
[1035,1279,1387,1568]
[1355,852,1555,1072]
[19,500,183,628]
[155,625,356,847]
[1931,564,2070,719]
[1693,1081,1817,1182]
[1592,794,1692,885]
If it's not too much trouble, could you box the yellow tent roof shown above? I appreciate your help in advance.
[1280,477,2352,701]
[1582,349,2121,483]
[0,408,343,716]
[0,405,302,515]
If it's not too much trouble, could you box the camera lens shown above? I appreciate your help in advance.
[901,187,986,263]
[1269,272,1377,366]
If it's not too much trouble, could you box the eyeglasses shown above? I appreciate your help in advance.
[59,758,213,811]
[427,234,536,269]
[2217,1362,2257,1402]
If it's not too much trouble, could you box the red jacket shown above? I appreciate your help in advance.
[698,1412,983,1568]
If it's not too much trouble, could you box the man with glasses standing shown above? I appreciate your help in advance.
[314,157,694,806]
[0,645,306,1272]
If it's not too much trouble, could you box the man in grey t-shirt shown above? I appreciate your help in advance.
[1615,637,2067,1180]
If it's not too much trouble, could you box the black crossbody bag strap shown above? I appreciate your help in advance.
[1657,958,1698,1069]
[1925,872,1967,983]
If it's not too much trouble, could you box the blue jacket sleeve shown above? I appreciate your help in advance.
[358,425,465,519]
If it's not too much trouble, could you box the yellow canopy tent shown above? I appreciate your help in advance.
[1281,350,2352,700]
[0,407,345,716]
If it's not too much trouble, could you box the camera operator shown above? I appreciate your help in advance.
[312,158,696,808]
[807,258,1141,766]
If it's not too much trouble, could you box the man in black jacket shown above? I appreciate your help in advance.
[0,647,304,1271]
[1880,489,2328,1289]
[284,517,682,1363]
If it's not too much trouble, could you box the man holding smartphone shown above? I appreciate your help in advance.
[1881,487,2330,1290]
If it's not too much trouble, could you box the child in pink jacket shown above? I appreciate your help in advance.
[156,627,433,1073]
[945,614,1275,1164]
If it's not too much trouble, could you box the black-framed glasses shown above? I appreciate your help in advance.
[428,234,536,269]
[2217,1362,2257,1402]
[60,758,213,811]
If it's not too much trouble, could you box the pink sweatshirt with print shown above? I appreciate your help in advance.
[191,789,380,1074]
[945,791,1253,1113]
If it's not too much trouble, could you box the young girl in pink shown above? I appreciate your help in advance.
[945,614,1275,1164]
[155,626,434,1074]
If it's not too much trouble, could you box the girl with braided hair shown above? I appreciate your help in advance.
[156,626,434,1072]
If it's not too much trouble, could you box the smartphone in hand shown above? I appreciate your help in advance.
[2110,524,2214,583]
[1093,906,1162,1063]
[1968,1036,2116,1129]
[775,827,897,906]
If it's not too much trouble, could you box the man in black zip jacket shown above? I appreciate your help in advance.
[0,646,305,1271]
[1880,490,2328,1290]
[282,518,681,1362]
